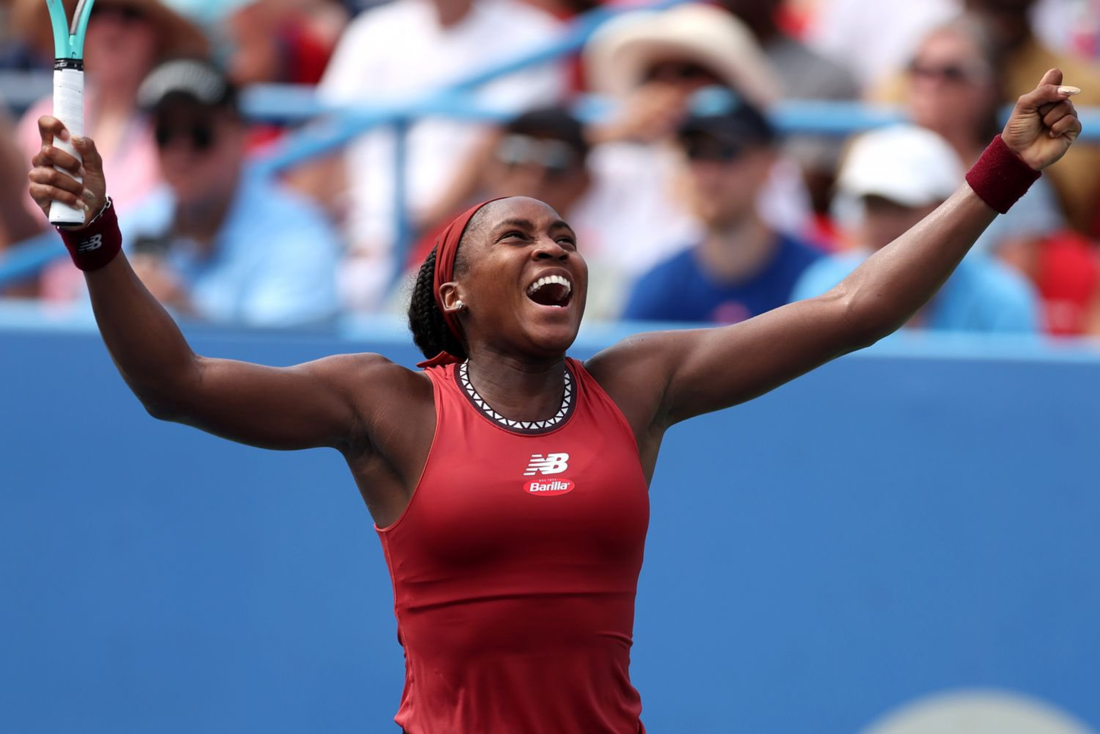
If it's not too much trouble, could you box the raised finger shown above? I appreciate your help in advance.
[28,181,84,210]
[36,115,70,147]
[29,165,84,197]
[36,143,83,174]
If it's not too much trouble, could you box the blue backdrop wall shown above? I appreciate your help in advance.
[2,313,1099,733]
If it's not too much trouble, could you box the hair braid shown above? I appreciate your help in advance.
[408,246,467,362]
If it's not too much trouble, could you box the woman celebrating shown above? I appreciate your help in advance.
[27,70,1079,734]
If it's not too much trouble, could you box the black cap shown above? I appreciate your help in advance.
[137,59,238,113]
[505,107,589,158]
[677,86,775,148]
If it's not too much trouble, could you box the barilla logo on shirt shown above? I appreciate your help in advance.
[522,453,574,496]
[524,478,575,496]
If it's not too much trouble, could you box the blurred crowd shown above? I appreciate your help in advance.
[2,0,1100,335]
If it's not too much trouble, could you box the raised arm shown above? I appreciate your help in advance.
[592,70,1081,433]
[26,116,416,455]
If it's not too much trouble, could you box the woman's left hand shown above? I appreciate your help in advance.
[1002,68,1082,171]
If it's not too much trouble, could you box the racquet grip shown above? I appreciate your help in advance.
[50,66,86,227]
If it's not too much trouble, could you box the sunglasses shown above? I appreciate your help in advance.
[644,61,720,85]
[91,4,148,23]
[154,121,216,152]
[495,135,580,176]
[681,134,746,164]
[907,60,987,85]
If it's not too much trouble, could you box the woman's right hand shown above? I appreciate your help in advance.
[27,116,107,228]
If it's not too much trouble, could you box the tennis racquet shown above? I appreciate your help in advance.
[45,0,96,226]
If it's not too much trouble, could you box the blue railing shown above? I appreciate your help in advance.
[3,0,1099,293]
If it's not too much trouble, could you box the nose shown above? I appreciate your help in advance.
[531,234,569,261]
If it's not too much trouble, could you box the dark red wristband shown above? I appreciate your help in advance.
[57,197,122,271]
[965,135,1041,214]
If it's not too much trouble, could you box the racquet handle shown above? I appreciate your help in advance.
[50,65,86,227]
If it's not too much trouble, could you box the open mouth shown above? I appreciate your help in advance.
[526,274,573,308]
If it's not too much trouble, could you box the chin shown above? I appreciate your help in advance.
[525,321,581,357]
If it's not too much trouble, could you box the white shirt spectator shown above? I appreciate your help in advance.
[319,0,567,310]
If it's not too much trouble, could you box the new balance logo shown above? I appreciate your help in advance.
[523,452,569,476]
[77,234,103,253]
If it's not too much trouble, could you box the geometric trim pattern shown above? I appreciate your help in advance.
[457,360,575,435]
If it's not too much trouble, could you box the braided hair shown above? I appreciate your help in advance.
[408,245,468,361]
[409,202,500,360]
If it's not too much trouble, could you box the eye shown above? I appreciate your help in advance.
[501,230,529,242]
[556,235,577,249]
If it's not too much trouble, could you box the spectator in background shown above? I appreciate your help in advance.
[622,88,821,324]
[318,0,567,311]
[581,3,813,278]
[15,0,209,215]
[870,0,1100,236]
[3,0,53,70]
[968,0,1100,236]
[905,14,1066,262]
[410,107,632,319]
[0,104,44,297]
[225,0,349,86]
[117,59,341,326]
[795,125,1038,333]
[719,0,860,238]
[806,0,958,92]
[962,0,1100,238]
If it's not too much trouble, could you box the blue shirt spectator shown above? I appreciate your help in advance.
[620,87,820,324]
[119,58,341,328]
[122,170,342,327]
[793,251,1038,333]
[815,124,1039,334]
[624,234,821,323]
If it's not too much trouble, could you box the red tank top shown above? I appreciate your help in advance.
[376,358,650,734]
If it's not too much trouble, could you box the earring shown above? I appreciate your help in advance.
[454,300,465,311]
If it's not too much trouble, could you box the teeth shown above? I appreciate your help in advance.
[526,275,572,296]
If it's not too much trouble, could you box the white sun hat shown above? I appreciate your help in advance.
[584,3,779,108]
[838,124,965,208]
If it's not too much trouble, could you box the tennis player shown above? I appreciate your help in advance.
[28,69,1080,733]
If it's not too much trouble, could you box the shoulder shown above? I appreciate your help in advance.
[779,233,825,261]
[314,352,432,405]
[119,186,175,239]
[236,174,341,244]
[945,257,1039,331]
[791,251,866,301]
[583,329,680,437]
[635,246,701,284]
[960,256,1037,304]
[479,0,561,34]
[623,247,701,315]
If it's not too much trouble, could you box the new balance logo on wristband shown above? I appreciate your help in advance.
[77,234,103,253]
[523,453,570,476]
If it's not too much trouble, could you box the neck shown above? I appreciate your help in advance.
[93,79,140,115]
[173,182,238,250]
[697,213,777,282]
[463,348,568,423]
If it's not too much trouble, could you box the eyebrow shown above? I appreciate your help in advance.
[493,218,576,237]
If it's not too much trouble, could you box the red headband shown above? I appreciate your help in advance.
[417,198,504,369]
